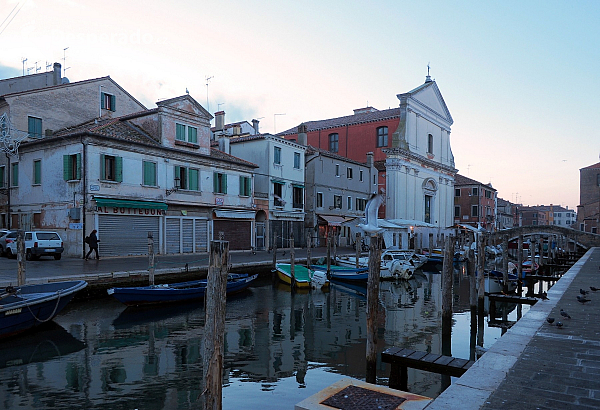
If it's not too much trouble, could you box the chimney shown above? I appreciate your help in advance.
[297,123,307,145]
[366,151,374,168]
[53,62,62,85]
[233,124,241,135]
[252,119,260,135]
[218,134,230,154]
[215,111,225,131]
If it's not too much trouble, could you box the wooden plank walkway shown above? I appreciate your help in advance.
[381,347,475,390]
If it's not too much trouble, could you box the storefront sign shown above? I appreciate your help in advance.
[90,184,100,191]
[69,223,83,230]
[215,197,224,206]
[96,206,166,216]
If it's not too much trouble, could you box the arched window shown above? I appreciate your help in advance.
[427,134,433,154]
[376,126,388,147]
[329,133,339,153]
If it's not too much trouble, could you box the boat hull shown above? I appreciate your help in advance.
[107,274,257,306]
[0,280,88,339]
[275,264,329,289]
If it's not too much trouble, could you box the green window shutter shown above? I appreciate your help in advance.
[175,166,181,188]
[75,153,81,180]
[246,176,251,195]
[11,163,18,186]
[213,172,218,192]
[239,176,244,195]
[188,127,197,143]
[189,169,199,191]
[176,124,185,141]
[101,92,106,109]
[0,167,4,188]
[223,174,227,194]
[110,94,116,112]
[144,161,156,186]
[63,155,71,181]
[100,154,106,180]
[115,156,123,182]
[34,160,41,184]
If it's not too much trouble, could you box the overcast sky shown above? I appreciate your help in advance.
[2,0,598,211]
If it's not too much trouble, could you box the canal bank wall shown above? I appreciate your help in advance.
[425,247,600,410]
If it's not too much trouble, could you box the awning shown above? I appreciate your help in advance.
[292,184,304,188]
[272,210,305,219]
[318,214,346,227]
[271,179,285,184]
[214,210,256,219]
[94,197,168,210]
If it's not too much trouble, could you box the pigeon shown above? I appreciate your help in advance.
[556,322,563,329]
[546,317,555,325]
[540,292,549,300]
[560,309,571,319]
[357,194,385,234]
[591,286,599,292]
[577,295,591,304]
[580,288,589,295]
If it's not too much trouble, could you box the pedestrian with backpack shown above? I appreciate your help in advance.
[85,229,100,260]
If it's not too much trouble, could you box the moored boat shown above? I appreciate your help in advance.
[309,265,369,281]
[0,280,88,339]
[107,273,257,306]
[275,263,329,289]
[335,249,419,280]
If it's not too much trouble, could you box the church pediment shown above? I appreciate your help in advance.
[400,81,453,126]
[156,94,213,120]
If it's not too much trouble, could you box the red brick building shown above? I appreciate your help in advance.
[454,174,497,231]
[577,162,600,233]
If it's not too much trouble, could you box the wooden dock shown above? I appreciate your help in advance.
[487,294,538,305]
[381,347,475,390]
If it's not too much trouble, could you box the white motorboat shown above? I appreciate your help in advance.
[335,249,422,280]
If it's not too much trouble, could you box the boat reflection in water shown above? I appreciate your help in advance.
[0,266,529,410]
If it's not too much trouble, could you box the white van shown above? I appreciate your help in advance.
[6,231,64,260]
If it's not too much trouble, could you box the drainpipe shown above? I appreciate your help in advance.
[5,153,10,229]
[82,137,87,258]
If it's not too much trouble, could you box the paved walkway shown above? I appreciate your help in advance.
[426,247,600,410]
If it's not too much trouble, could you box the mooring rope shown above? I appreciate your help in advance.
[25,290,63,323]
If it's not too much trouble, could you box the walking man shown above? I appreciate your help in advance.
[85,229,100,260]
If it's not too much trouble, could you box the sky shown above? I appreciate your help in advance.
[1,0,599,211]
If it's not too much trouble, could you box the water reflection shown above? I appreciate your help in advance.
[0,266,532,409]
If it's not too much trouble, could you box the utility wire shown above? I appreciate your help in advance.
[0,0,27,37]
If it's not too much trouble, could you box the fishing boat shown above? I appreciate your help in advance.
[310,265,369,281]
[107,273,257,306]
[274,263,329,289]
[0,280,88,339]
[335,249,418,280]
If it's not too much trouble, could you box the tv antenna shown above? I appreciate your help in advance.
[217,102,225,111]
[274,113,286,134]
[46,61,52,71]
[35,61,41,73]
[21,57,27,75]
[205,75,213,112]
[63,47,70,76]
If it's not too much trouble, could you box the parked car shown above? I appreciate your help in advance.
[6,231,64,260]
[0,230,17,257]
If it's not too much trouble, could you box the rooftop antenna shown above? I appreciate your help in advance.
[63,47,70,76]
[467,164,472,176]
[205,75,213,111]
[26,67,33,75]
[21,57,27,76]
[46,61,52,71]
[217,102,225,111]
[274,113,286,134]
[35,61,41,73]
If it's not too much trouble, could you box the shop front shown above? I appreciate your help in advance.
[212,209,255,251]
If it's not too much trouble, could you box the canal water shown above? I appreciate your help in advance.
[0,265,535,410]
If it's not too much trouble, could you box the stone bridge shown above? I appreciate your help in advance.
[489,225,600,249]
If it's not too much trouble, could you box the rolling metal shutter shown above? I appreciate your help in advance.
[166,218,181,254]
[194,219,208,252]
[182,219,193,253]
[98,215,160,256]
[165,217,208,254]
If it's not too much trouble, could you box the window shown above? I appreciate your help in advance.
[176,123,186,141]
[376,126,388,147]
[359,170,363,182]
[335,164,340,177]
[356,198,367,211]
[101,92,116,112]
[316,192,323,208]
[188,126,198,144]
[424,195,431,223]
[11,163,18,187]
[176,166,199,191]
[293,186,303,209]
[597,173,600,186]
[143,161,157,186]
[333,195,342,209]
[485,190,492,199]
[188,168,199,191]
[0,166,4,188]
[347,167,353,179]
[347,196,352,210]
[329,133,339,153]
[33,160,41,185]
[293,152,301,169]
[471,205,478,217]
[28,116,42,138]
[455,188,461,197]
[373,174,377,185]
[472,187,478,196]
[214,172,227,194]
[63,154,81,181]
[273,182,284,206]
[33,213,41,228]
[427,134,433,154]
[455,205,460,218]
[274,147,281,165]
[239,176,251,196]
[101,154,123,182]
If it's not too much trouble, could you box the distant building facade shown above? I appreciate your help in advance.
[577,162,599,233]
[496,197,514,230]
[453,174,497,231]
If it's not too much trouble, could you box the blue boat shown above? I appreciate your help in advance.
[0,280,88,339]
[310,264,369,281]
[107,273,258,306]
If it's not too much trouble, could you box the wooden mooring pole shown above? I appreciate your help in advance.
[441,235,454,391]
[202,240,229,410]
[290,232,295,285]
[326,234,332,279]
[306,231,311,268]
[366,233,383,384]
[17,230,25,286]
[517,235,523,295]
[355,232,361,269]
[148,231,155,286]
[502,235,509,294]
